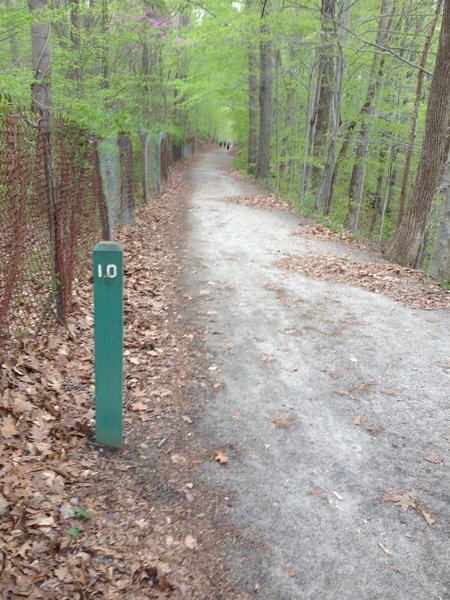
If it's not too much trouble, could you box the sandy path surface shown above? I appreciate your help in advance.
[184,150,450,600]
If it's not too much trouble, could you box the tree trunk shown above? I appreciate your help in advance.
[300,64,316,204]
[396,0,443,227]
[246,0,258,172]
[369,146,387,236]
[256,24,273,180]
[310,0,336,192]
[316,0,350,214]
[101,0,109,88]
[29,0,52,112]
[327,119,356,212]
[248,46,258,172]
[429,149,450,280]
[388,0,450,268]
[69,0,82,83]
[347,0,394,232]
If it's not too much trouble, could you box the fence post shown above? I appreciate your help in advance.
[93,241,124,447]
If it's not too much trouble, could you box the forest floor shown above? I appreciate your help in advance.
[1,148,450,599]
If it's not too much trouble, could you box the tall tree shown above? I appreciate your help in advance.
[29,0,51,113]
[388,0,450,268]
[309,0,336,193]
[396,0,443,226]
[256,1,273,180]
[428,144,450,279]
[347,0,394,232]
[69,0,81,83]
[101,0,108,88]
[246,0,258,172]
[315,0,350,214]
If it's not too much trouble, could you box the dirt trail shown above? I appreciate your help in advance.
[184,150,450,599]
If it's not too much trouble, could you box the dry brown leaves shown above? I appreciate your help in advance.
[0,161,208,598]
[221,163,255,183]
[215,450,229,465]
[352,415,385,436]
[224,194,291,211]
[424,455,444,464]
[307,489,328,501]
[382,489,435,527]
[276,254,450,310]
[269,416,291,429]
[293,222,378,254]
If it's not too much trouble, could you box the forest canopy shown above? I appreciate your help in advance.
[1,0,450,274]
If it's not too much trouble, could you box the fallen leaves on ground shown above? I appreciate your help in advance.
[260,353,276,363]
[0,156,236,598]
[293,222,381,254]
[337,382,373,399]
[184,535,198,550]
[307,489,328,501]
[224,194,291,211]
[382,489,435,526]
[382,489,417,512]
[424,455,444,464]
[276,254,450,309]
[352,416,385,436]
[286,568,298,578]
[215,450,229,465]
[269,416,291,429]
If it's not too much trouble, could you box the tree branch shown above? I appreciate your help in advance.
[331,17,434,77]
[261,0,268,19]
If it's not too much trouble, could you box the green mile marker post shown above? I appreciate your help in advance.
[93,241,124,447]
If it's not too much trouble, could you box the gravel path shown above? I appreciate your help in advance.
[185,150,450,600]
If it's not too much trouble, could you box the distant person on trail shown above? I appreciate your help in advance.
[226,143,230,150]
[219,141,222,147]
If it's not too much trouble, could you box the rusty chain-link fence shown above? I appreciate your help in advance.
[0,102,194,355]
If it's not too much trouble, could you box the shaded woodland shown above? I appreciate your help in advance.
[1,0,450,275]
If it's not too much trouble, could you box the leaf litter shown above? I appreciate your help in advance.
[224,194,291,211]
[215,450,229,465]
[276,254,450,310]
[382,489,436,527]
[0,156,240,599]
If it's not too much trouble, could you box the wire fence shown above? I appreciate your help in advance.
[0,101,194,355]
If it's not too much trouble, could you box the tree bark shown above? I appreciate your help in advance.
[101,0,109,88]
[315,0,350,214]
[248,44,258,172]
[246,0,258,172]
[388,0,450,268]
[256,23,273,179]
[69,0,82,83]
[396,0,443,227]
[310,0,336,192]
[347,0,393,232]
[327,119,355,212]
[29,0,52,112]
[429,148,450,280]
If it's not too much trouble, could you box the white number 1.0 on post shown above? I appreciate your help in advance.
[97,264,118,279]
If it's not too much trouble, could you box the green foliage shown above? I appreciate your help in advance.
[71,506,93,520]
[0,0,444,256]
[67,527,83,538]
[329,196,351,227]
